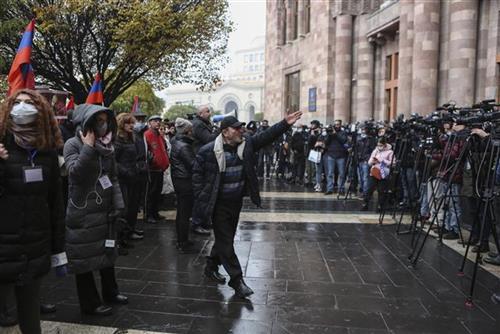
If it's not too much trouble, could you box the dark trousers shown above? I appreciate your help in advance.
[172,178,194,244]
[75,266,119,312]
[364,177,389,208]
[208,199,244,284]
[119,177,143,233]
[292,155,305,182]
[0,278,41,334]
[469,197,493,245]
[147,171,164,219]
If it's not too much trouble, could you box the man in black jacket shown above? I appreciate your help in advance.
[291,125,306,184]
[191,105,220,235]
[324,120,348,195]
[193,112,302,297]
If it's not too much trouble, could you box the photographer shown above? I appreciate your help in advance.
[306,120,321,189]
[257,120,274,179]
[291,124,306,184]
[357,125,376,208]
[324,120,348,195]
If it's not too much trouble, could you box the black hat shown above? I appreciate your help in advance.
[221,116,245,130]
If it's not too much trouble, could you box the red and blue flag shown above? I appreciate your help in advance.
[131,95,140,114]
[85,73,104,105]
[66,96,75,110]
[7,19,36,96]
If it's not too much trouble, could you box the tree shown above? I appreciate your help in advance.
[110,80,164,117]
[0,0,232,105]
[162,104,197,121]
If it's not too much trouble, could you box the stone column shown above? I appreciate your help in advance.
[356,15,374,122]
[410,0,440,115]
[334,15,353,123]
[447,0,478,106]
[297,0,305,36]
[397,0,414,117]
[277,1,286,46]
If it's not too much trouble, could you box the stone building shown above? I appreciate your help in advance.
[264,0,500,124]
[161,37,265,123]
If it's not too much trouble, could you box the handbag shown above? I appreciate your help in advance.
[308,150,322,163]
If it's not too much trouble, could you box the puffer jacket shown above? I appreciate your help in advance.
[170,134,195,179]
[115,135,139,180]
[368,144,394,168]
[0,133,65,284]
[64,104,124,274]
[192,120,290,219]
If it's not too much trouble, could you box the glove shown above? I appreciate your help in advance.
[55,265,68,277]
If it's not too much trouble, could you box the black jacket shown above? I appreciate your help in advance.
[356,135,377,162]
[193,120,290,219]
[170,134,195,179]
[291,131,306,157]
[0,134,65,284]
[325,130,348,158]
[115,135,139,180]
[192,116,219,153]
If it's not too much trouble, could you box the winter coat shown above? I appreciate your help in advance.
[325,130,348,158]
[356,135,377,162]
[64,104,124,274]
[192,116,219,153]
[193,120,290,219]
[291,131,305,158]
[170,134,195,180]
[144,129,169,172]
[0,134,65,284]
[115,135,139,181]
[368,144,394,168]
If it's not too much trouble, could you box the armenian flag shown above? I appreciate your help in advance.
[7,19,36,96]
[85,73,104,105]
[66,96,75,110]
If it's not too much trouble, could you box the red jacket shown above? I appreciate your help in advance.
[144,129,169,171]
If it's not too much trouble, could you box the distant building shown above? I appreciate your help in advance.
[264,0,500,124]
[162,37,265,123]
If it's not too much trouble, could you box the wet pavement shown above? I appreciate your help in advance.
[28,181,500,333]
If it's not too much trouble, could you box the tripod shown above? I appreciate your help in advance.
[408,131,469,266]
[457,135,500,306]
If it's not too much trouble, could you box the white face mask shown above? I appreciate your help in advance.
[321,130,327,136]
[11,102,38,125]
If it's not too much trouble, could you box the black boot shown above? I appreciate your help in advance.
[229,279,254,298]
[40,303,57,314]
[0,308,17,327]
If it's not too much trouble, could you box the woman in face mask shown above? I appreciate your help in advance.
[63,104,127,316]
[0,89,65,334]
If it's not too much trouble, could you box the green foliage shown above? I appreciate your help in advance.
[0,0,233,105]
[254,112,264,122]
[110,80,164,117]
[162,104,197,122]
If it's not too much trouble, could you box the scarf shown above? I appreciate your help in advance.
[93,132,114,157]
[9,121,39,149]
[213,133,245,172]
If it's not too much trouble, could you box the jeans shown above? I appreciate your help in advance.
[325,156,346,192]
[315,159,323,186]
[401,167,417,203]
[358,161,370,195]
[443,182,461,233]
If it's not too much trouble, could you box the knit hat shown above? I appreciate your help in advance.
[175,117,192,134]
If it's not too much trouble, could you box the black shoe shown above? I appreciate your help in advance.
[133,228,144,236]
[104,294,128,305]
[40,303,57,314]
[0,310,18,327]
[442,231,459,240]
[338,190,346,196]
[361,203,369,211]
[324,191,333,195]
[146,217,158,224]
[129,232,144,240]
[492,293,500,304]
[457,238,478,246]
[484,254,500,266]
[472,244,490,253]
[119,240,135,249]
[153,214,166,222]
[193,226,211,235]
[83,305,113,316]
[229,279,254,298]
[204,268,226,284]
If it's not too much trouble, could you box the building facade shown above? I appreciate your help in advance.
[162,37,265,123]
[264,0,500,124]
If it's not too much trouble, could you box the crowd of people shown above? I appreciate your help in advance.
[0,88,302,333]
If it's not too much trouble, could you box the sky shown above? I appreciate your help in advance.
[157,0,266,98]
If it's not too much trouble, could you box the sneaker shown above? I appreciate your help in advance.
[192,226,211,235]
[129,232,144,240]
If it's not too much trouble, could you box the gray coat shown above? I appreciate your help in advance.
[63,104,124,274]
